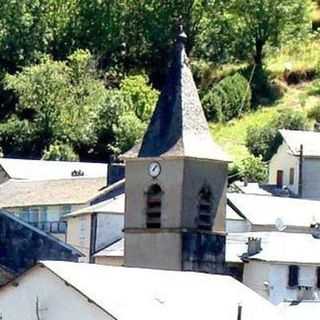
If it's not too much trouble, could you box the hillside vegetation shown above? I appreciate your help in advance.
[0,0,319,177]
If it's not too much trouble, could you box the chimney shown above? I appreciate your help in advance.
[247,237,262,256]
[310,222,320,239]
[107,161,125,186]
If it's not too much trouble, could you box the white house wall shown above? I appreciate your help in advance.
[243,261,270,300]
[95,213,124,252]
[67,214,92,260]
[269,143,299,195]
[301,158,320,200]
[225,219,251,233]
[0,266,110,320]
[244,261,320,305]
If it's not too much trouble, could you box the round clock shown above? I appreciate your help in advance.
[149,162,161,178]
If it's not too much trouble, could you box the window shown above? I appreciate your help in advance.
[146,184,162,228]
[197,185,213,231]
[316,267,320,289]
[60,204,71,216]
[288,265,299,288]
[289,168,295,185]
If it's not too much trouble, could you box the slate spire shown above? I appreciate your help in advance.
[122,28,230,162]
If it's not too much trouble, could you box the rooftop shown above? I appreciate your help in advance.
[227,193,320,228]
[23,261,281,320]
[279,129,320,158]
[0,177,106,208]
[122,32,229,162]
[246,232,320,264]
[64,193,125,218]
[279,301,320,320]
[0,158,108,180]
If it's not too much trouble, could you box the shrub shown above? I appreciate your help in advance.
[120,75,159,122]
[236,155,268,183]
[246,109,308,161]
[42,142,79,161]
[308,104,320,122]
[202,72,251,122]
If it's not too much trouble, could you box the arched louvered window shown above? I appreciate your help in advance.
[146,184,162,228]
[197,185,213,231]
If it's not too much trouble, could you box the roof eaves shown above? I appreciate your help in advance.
[41,262,118,320]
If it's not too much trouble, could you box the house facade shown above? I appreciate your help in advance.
[269,129,320,199]
[241,232,320,305]
[65,194,124,261]
[0,177,106,240]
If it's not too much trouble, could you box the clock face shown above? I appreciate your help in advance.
[149,162,161,178]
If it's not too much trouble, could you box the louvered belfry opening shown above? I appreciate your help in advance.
[198,185,213,231]
[146,184,162,228]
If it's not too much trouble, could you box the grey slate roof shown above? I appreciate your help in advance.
[0,177,106,208]
[0,209,82,275]
[280,129,320,158]
[122,34,230,162]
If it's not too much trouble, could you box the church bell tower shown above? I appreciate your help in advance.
[120,29,231,273]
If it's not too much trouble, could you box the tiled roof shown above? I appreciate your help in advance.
[122,34,230,162]
[0,177,106,208]
[280,129,320,158]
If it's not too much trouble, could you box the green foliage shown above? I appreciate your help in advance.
[1,49,106,158]
[112,112,146,154]
[228,0,312,65]
[120,75,158,122]
[42,142,79,161]
[96,75,158,156]
[246,109,308,160]
[236,155,268,182]
[202,73,251,122]
[307,103,320,122]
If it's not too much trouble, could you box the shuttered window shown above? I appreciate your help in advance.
[198,185,213,231]
[316,267,320,289]
[146,184,162,229]
[288,265,299,288]
[289,168,295,185]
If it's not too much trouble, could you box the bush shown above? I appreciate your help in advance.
[246,109,308,161]
[308,104,320,122]
[202,72,251,122]
[42,142,79,161]
[236,155,268,183]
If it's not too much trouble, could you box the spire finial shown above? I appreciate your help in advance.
[177,24,187,43]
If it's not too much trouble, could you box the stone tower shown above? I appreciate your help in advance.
[120,30,231,273]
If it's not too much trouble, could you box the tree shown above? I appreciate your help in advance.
[246,109,308,161]
[96,75,158,156]
[1,49,106,158]
[237,155,267,182]
[228,0,312,65]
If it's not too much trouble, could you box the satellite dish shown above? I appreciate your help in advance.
[275,217,287,232]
